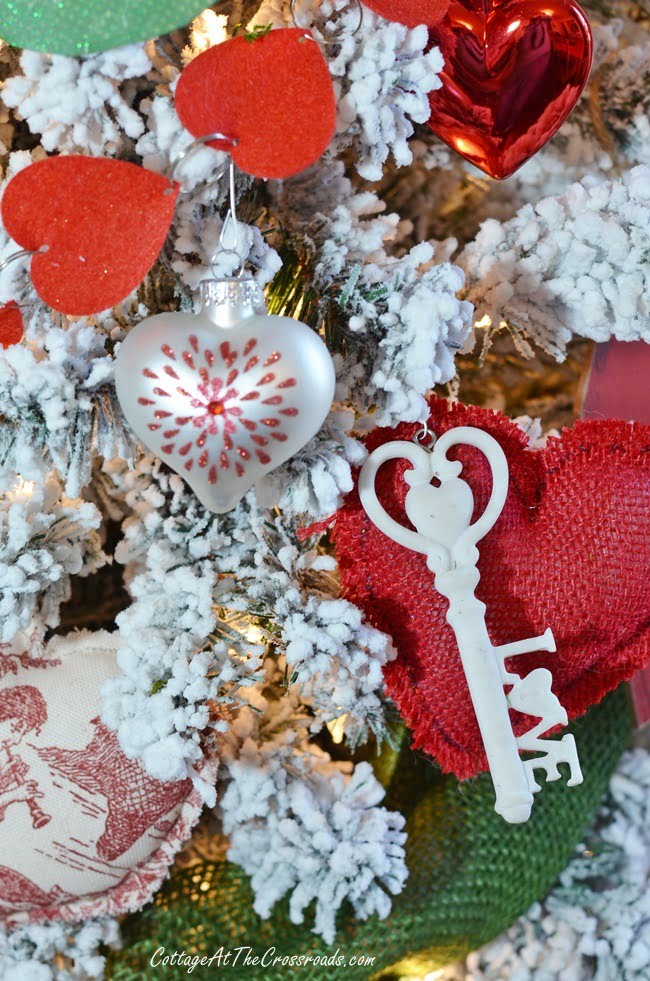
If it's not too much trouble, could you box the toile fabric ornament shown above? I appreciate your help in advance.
[328,399,650,788]
[0,630,216,927]
[360,424,582,823]
[426,0,593,179]
[115,278,336,513]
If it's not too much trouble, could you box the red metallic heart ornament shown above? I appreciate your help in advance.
[426,0,593,179]
[326,398,650,780]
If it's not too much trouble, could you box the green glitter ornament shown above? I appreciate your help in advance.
[0,0,209,57]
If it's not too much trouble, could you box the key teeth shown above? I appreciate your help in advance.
[543,627,556,653]
[563,734,583,786]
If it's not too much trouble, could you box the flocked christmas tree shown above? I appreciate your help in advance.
[0,1,648,978]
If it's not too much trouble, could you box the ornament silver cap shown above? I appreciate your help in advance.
[200,277,267,328]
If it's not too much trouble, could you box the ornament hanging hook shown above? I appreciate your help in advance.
[0,247,48,314]
[0,246,48,275]
[167,132,239,194]
[290,0,363,44]
[212,160,246,279]
[412,420,436,450]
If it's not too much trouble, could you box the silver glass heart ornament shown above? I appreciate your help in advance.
[114,278,335,513]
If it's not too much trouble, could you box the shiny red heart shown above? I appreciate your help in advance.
[175,29,336,180]
[426,0,593,179]
[1,158,178,316]
[329,399,650,779]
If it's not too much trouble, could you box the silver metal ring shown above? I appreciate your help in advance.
[168,133,238,193]
[413,422,436,449]
[211,247,246,280]
[0,246,47,275]
[290,0,363,44]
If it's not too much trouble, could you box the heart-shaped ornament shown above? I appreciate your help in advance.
[175,29,336,179]
[1,158,178,316]
[362,0,450,27]
[329,398,650,779]
[426,0,593,179]
[0,302,23,348]
[115,279,335,513]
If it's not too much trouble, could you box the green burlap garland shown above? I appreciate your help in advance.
[109,686,632,980]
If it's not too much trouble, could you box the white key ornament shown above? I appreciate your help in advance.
[359,426,583,824]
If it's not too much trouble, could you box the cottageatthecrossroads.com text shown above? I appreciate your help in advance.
[150,946,377,972]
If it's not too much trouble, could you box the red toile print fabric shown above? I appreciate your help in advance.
[0,630,216,927]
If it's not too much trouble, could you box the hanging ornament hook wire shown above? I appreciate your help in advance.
[0,246,48,275]
[167,132,239,194]
[413,420,436,450]
[211,161,246,279]
[290,0,363,44]
[0,247,47,314]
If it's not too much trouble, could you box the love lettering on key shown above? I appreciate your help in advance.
[359,426,583,824]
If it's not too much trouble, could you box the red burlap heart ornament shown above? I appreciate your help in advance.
[329,399,650,779]
[175,29,336,179]
[1,158,178,316]
[426,0,593,179]
[0,302,23,347]
[362,0,450,27]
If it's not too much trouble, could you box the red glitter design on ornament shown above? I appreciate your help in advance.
[142,337,299,482]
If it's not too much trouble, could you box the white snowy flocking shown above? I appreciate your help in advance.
[101,457,267,797]
[1,1,648,970]
[461,166,650,358]
[0,318,136,497]
[324,3,444,180]
[219,506,397,744]
[341,243,473,427]
[0,475,105,644]
[2,46,151,156]
[0,917,120,980]
[219,687,407,944]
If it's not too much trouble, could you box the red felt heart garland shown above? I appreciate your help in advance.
[328,398,650,779]
[426,0,593,179]
[1,157,179,316]
[0,302,23,347]
[175,29,336,179]
[362,0,450,28]
[0,30,337,317]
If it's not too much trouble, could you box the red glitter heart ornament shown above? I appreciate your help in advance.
[0,302,23,347]
[328,399,650,779]
[426,0,593,179]
[175,29,336,179]
[362,0,450,27]
[1,157,178,316]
